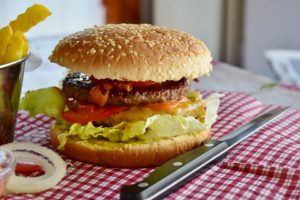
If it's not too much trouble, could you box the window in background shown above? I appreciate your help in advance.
[0,0,105,95]
[0,0,105,58]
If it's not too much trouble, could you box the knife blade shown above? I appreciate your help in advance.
[120,106,290,200]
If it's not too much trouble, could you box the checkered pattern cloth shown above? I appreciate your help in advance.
[6,91,300,199]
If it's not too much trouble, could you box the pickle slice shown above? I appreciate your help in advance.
[9,4,51,33]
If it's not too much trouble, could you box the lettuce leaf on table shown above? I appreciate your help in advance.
[20,87,65,122]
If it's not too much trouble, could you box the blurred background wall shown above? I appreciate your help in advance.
[153,0,225,61]
[242,0,300,78]
[153,0,300,79]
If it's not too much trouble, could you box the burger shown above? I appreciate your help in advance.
[20,24,221,168]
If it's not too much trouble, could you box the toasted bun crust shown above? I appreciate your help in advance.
[50,125,210,168]
[49,24,212,82]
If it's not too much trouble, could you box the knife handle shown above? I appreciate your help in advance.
[120,140,228,200]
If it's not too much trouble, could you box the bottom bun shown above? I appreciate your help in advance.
[50,124,210,168]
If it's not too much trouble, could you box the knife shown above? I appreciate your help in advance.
[120,107,290,200]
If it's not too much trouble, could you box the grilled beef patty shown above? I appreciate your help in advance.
[62,72,188,106]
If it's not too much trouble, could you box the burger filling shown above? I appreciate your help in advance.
[20,73,222,150]
[62,72,188,106]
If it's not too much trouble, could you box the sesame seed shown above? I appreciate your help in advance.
[90,48,96,55]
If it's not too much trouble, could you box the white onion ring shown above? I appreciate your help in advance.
[1,142,66,194]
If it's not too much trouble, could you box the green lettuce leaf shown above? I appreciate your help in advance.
[57,121,127,149]
[20,87,65,121]
[137,115,207,140]
[204,93,224,127]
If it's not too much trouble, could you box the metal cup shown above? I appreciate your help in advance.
[0,56,28,145]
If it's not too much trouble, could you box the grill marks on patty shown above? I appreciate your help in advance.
[62,73,93,103]
[62,72,188,106]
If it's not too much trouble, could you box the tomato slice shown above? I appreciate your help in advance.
[62,104,129,124]
[145,97,189,113]
[15,162,44,173]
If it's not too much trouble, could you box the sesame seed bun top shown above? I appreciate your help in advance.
[49,24,212,82]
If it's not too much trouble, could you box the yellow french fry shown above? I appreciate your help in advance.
[0,4,50,64]
[0,25,13,63]
[9,4,51,33]
[1,31,28,64]
[22,35,29,57]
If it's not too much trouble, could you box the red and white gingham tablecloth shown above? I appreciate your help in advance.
[6,91,300,199]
